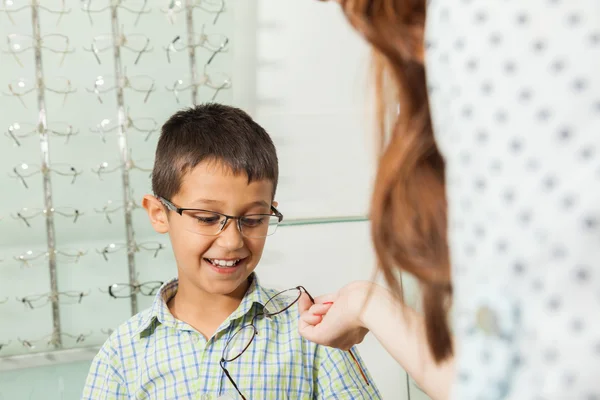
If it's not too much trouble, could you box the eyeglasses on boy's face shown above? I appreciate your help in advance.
[219,286,370,400]
[157,197,284,239]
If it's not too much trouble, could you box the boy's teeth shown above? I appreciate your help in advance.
[210,259,240,267]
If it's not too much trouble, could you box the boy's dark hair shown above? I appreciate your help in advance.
[152,103,279,201]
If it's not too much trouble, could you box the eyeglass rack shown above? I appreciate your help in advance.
[0,0,372,369]
[30,1,62,349]
[0,0,233,360]
[109,2,141,319]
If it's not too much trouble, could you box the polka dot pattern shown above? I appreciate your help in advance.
[425,0,600,398]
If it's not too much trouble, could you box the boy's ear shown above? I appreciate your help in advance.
[142,195,169,234]
[272,200,279,209]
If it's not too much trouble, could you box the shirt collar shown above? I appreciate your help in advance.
[134,273,272,337]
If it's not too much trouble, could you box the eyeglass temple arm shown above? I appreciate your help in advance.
[347,347,370,386]
[298,286,315,303]
[219,360,247,400]
[157,196,180,213]
[271,205,283,221]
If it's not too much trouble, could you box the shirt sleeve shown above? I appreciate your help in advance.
[81,345,128,400]
[312,345,382,400]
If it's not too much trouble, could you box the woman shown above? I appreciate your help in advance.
[299,1,600,399]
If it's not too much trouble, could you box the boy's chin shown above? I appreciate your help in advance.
[201,279,249,295]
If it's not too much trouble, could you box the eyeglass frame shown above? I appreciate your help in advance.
[81,0,150,26]
[6,121,79,146]
[3,76,76,108]
[3,33,74,67]
[10,162,83,188]
[219,286,370,400]
[96,241,164,261]
[165,25,230,64]
[106,280,164,299]
[19,331,91,350]
[83,29,152,65]
[17,290,89,309]
[94,198,141,223]
[14,249,87,268]
[157,196,284,238]
[3,1,71,26]
[164,0,225,25]
[12,207,82,227]
[87,69,155,104]
[91,107,159,142]
[166,66,232,104]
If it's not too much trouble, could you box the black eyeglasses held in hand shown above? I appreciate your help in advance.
[220,286,370,400]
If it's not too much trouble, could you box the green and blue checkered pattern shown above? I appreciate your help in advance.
[82,275,381,399]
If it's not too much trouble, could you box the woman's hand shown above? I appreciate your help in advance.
[299,281,454,400]
[298,281,382,350]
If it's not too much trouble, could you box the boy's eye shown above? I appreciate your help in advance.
[188,212,221,225]
[241,216,266,228]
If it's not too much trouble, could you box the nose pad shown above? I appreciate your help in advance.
[218,217,228,233]
[218,217,243,235]
[216,217,244,249]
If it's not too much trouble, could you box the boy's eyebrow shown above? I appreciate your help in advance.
[190,198,222,206]
[190,198,270,209]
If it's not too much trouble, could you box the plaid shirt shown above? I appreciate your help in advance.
[82,275,381,399]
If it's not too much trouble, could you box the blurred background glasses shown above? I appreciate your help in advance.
[14,249,87,268]
[6,121,78,146]
[83,30,152,65]
[2,77,76,108]
[158,197,283,239]
[165,25,229,64]
[2,0,71,26]
[161,0,225,25]
[94,198,141,224]
[166,69,231,103]
[91,112,159,142]
[81,0,149,26]
[12,207,82,227]
[10,162,83,188]
[17,290,89,309]
[106,281,163,298]
[3,33,74,67]
[87,71,155,104]
[19,331,91,350]
[96,241,164,261]
[220,286,370,400]
[0,340,11,352]
[91,157,152,180]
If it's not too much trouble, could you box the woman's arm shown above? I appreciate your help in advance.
[299,281,454,400]
[361,283,454,400]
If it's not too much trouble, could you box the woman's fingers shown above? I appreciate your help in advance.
[309,303,333,316]
[298,292,314,314]
[301,312,323,326]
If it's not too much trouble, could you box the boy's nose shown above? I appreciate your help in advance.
[216,218,244,250]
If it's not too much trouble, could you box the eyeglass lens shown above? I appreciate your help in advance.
[222,325,256,362]
[181,210,279,238]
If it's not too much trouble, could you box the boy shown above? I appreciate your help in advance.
[82,104,381,399]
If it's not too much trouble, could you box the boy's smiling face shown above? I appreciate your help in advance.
[144,160,276,297]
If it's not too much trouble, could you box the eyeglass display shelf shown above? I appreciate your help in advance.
[0,215,369,372]
[0,346,98,372]
[280,215,368,227]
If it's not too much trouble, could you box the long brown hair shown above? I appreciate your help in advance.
[339,0,453,361]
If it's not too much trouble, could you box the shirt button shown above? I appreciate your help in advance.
[475,305,500,336]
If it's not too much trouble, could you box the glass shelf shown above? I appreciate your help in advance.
[280,215,368,227]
